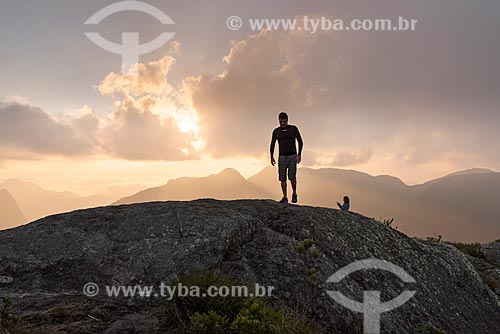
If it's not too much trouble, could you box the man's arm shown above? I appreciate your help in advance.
[270,129,277,165]
[270,129,277,156]
[295,126,303,155]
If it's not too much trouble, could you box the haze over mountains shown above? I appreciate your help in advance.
[0,179,112,226]
[115,167,500,243]
[0,189,26,229]
[1,167,499,242]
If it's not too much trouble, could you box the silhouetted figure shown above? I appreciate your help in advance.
[270,112,303,204]
[337,196,350,211]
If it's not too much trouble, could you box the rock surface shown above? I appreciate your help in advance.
[0,199,499,333]
[483,240,500,266]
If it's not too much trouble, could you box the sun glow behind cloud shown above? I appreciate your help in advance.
[146,96,205,156]
[2,0,500,194]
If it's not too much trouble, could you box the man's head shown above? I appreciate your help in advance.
[278,112,288,127]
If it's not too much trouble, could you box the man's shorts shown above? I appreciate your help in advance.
[278,154,297,181]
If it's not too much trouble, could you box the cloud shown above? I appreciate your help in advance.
[96,55,202,161]
[331,149,373,167]
[186,27,338,158]
[97,56,175,98]
[101,97,200,160]
[0,102,98,158]
[179,9,500,174]
[0,53,202,162]
[3,2,500,174]
[2,95,30,105]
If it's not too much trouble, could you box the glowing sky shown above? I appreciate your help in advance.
[1,0,499,197]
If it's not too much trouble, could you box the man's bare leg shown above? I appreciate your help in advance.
[291,179,297,195]
[281,180,287,197]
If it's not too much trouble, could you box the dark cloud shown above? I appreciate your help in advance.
[188,28,338,158]
[0,102,97,157]
[185,2,500,171]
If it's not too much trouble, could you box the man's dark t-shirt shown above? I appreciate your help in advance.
[270,125,303,156]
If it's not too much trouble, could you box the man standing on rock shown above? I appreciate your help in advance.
[270,112,303,203]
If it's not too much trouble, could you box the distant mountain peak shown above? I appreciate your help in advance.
[3,178,39,186]
[445,168,495,178]
[218,167,243,176]
[373,174,407,186]
[0,189,26,229]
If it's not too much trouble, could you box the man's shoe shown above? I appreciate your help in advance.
[279,197,288,203]
[292,193,298,203]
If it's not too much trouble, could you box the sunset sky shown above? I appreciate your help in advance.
[1,0,499,197]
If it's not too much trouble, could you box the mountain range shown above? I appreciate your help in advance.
[2,167,499,242]
[0,179,112,227]
[115,167,500,242]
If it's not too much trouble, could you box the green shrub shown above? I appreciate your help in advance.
[186,311,230,334]
[161,270,246,329]
[231,299,325,334]
[416,322,446,334]
[373,217,398,230]
[295,238,320,311]
[381,218,394,228]
[1,297,12,322]
[278,308,327,334]
[482,275,500,291]
[426,235,443,243]
[159,271,326,334]
[445,241,484,258]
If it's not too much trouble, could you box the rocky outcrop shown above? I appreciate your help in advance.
[465,240,500,296]
[483,240,500,266]
[0,199,499,333]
